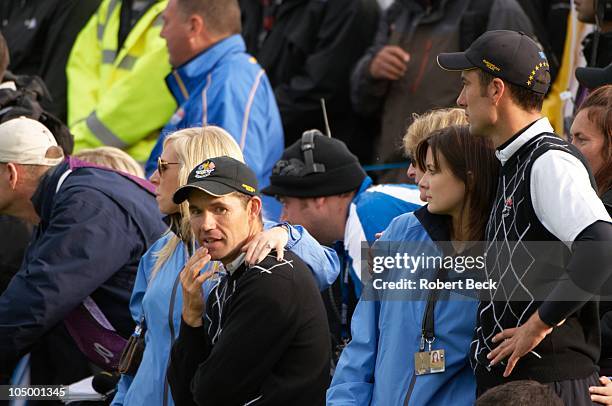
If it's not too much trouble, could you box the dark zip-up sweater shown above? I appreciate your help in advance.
[168,251,330,406]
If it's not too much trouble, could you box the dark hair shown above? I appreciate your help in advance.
[177,0,241,36]
[478,69,546,112]
[476,380,563,406]
[577,84,612,196]
[0,32,9,80]
[416,125,499,241]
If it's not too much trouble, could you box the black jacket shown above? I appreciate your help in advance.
[240,0,380,163]
[168,251,330,406]
[0,0,101,122]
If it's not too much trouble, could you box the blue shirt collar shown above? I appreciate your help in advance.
[166,34,247,104]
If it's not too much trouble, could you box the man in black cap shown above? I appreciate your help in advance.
[438,30,612,403]
[166,156,330,406]
[262,130,422,370]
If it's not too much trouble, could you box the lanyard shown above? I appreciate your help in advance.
[419,266,448,351]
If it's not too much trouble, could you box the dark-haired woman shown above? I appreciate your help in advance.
[571,84,612,216]
[328,125,499,405]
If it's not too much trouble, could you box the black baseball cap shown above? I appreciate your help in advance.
[261,130,367,198]
[576,63,612,90]
[173,156,258,204]
[437,30,551,94]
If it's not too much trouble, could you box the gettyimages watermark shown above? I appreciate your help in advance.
[358,240,612,302]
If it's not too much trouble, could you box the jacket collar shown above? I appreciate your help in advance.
[225,252,246,276]
[166,34,247,104]
[31,161,70,225]
[353,176,373,202]
[495,117,554,166]
[413,205,451,244]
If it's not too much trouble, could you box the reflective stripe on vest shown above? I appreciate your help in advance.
[102,50,138,70]
[102,49,116,64]
[118,55,138,70]
[97,0,120,41]
[86,111,128,148]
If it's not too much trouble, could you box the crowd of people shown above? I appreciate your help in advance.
[0,0,611,405]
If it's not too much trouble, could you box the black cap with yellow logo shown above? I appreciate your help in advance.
[173,156,259,204]
[437,30,551,95]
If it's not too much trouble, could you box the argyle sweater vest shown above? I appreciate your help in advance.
[471,133,600,388]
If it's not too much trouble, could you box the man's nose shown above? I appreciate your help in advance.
[457,89,467,108]
[406,164,417,180]
[200,211,216,231]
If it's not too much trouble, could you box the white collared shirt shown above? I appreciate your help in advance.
[496,117,611,244]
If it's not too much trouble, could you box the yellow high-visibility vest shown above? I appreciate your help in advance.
[67,0,175,162]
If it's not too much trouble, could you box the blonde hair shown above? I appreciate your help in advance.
[152,126,244,277]
[74,146,145,178]
[402,108,468,158]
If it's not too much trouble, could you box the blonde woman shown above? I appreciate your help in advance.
[112,126,339,406]
[73,146,145,178]
[402,108,467,200]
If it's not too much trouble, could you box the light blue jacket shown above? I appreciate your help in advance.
[112,222,339,406]
[327,209,477,406]
[145,34,284,219]
[343,177,422,297]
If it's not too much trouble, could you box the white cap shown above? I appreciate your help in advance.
[0,117,64,166]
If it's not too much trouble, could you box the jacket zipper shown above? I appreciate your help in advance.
[403,372,417,405]
[163,271,182,406]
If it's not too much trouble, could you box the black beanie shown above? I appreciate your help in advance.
[262,130,367,198]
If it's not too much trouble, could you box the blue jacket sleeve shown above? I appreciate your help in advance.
[111,374,133,406]
[264,221,340,290]
[112,242,159,402]
[127,236,167,323]
[327,215,410,404]
[327,298,380,405]
[0,189,142,376]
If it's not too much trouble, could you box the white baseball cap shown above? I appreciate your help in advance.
[0,117,64,166]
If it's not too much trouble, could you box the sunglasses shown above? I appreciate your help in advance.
[407,155,417,168]
[157,157,179,175]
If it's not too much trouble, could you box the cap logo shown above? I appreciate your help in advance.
[527,61,549,87]
[242,184,255,193]
[482,59,501,72]
[195,161,216,178]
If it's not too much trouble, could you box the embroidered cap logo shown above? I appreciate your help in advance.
[195,161,216,179]
[482,59,501,72]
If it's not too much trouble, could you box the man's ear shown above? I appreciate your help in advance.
[248,196,263,218]
[188,14,205,38]
[313,196,327,209]
[490,78,506,106]
[6,163,19,190]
